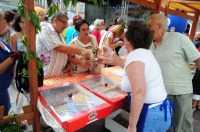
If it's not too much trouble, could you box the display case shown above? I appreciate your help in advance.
[38,83,112,132]
[79,75,127,111]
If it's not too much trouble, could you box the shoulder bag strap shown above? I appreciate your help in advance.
[90,36,98,57]
[102,31,110,47]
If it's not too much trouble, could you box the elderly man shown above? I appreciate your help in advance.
[36,12,90,78]
[117,17,125,25]
[108,17,125,31]
[149,14,200,132]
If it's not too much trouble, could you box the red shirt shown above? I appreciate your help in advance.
[91,29,101,45]
[198,47,200,52]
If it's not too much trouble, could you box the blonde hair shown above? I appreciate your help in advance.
[149,14,169,30]
[110,25,124,37]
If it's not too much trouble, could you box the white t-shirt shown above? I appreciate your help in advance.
[68,35,98,72]
[36,24,68,78]
[99,31,113,49]
[121,48,167,104]
[40,21,50,28]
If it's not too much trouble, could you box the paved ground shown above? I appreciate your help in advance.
[193,110,200,132]
[7,83,200,132]
[8,82,32,132]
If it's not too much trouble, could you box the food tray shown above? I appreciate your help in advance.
[38,83,111,132]
[78,75,127,111]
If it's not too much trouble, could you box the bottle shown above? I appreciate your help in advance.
[118,46,127,57]
[64,98,78,113]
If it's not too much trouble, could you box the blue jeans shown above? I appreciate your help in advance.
[137,99,174,132]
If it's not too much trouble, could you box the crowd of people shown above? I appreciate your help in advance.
[1,7,200,132]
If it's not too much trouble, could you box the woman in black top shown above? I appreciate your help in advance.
[194,32,200,48]
[192,32,200,111]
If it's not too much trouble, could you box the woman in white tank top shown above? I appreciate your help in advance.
[10,15,26,52]
[101,21,174,132]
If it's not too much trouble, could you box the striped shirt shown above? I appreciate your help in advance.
[36,24,68,78]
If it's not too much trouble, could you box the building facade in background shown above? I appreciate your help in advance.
[2,0,197,31]
[35,0,85,19]
[0,0,18,9]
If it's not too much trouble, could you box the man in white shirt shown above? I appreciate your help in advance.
[36,12,90,78]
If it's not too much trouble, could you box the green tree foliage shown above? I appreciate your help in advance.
[48,0,104,17]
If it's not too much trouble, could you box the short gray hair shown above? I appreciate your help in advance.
[0,9,4,20]
[117,17,124,24]
[50,11,68,23]
[94,19,104,30]
[149,14,169,30]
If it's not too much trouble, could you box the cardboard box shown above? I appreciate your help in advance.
[38,82,112,132]
[105,109,129,132]
[79,75,127,111]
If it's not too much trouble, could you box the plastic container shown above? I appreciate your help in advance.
[79,75,127,111]
[38,82,111,132]
[105,109,129,132]
[118,46,127,57]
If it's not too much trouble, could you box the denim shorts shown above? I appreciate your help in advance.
[137,99,174,132]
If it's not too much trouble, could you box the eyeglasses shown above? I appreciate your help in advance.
[57,18,68,26]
